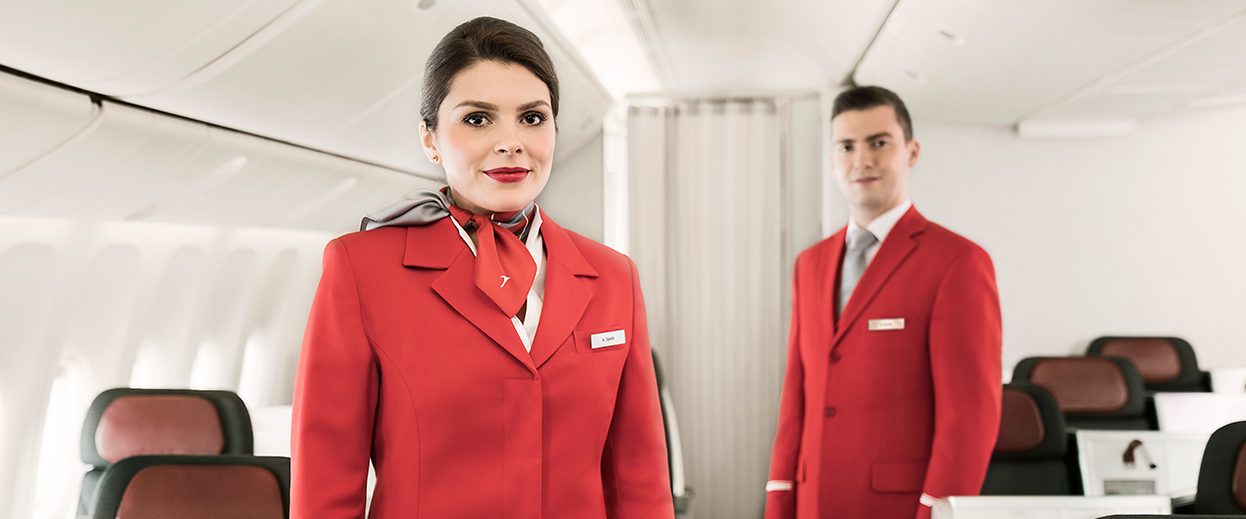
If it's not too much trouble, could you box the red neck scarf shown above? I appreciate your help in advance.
[447,204,536,317]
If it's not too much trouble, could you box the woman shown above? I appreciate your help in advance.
[291,16,673,519]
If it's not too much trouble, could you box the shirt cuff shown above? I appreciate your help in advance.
[919,493,938,507]
[765,480,794,492]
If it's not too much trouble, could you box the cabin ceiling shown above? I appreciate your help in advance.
[642,0,1246,126]
[1,0,1244,175]
[0,0,612,174]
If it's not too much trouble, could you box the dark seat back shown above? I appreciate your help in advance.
[79,388,253,515]
[982,383,1073,495]
[651,349,692,515]
[1088,336,1208,392]
[1195,421,1246,514]
[1013,357,1152,430]
[90,455,289,519]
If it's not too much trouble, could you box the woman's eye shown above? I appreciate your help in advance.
[463,113,490,127]
[521,112,547,125]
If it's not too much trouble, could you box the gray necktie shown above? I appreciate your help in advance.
[838,228,878,315]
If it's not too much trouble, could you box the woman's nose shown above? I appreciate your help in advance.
[495,140,523,155]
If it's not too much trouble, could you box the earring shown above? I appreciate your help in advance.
[430,154,440,164]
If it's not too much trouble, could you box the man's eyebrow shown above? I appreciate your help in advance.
[836,132,894,144]
[454,100,499,111]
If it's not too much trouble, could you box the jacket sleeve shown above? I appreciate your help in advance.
[602,257,675,519]
[917,246,1003,518]
[290,238,379,519]
[765,257,806,519]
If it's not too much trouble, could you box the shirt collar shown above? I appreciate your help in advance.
[848,199,912,244]
[450,204,544,257]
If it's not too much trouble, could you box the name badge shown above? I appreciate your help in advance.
[868,318,905,331]
[591,329,627,349]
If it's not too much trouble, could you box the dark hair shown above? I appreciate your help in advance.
[831,85,913,141]
[420,17,559,130]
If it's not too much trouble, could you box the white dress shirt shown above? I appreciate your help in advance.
[846,199,912,266]
[449,209,546,352]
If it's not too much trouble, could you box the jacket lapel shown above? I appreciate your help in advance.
[821,229,847,337]
[529,210,598,369]
[404,221,538,375]
[830,207,928,349]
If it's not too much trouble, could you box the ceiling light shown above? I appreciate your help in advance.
[1107,84,1209,95]
[1014,118,1138,139]
[939,30,966,47]
[1188,92,1246,108]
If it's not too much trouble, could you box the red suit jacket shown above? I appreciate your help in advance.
[766,207,1001,519]
[291,210,673,518]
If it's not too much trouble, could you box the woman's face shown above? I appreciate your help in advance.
[421,60,556,214]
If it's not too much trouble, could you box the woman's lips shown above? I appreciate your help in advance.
[484,167,530,183]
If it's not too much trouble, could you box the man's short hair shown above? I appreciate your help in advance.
[831,86,914,141]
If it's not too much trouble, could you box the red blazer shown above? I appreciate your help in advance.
[766,207,1002,519]
[291,210,673,518]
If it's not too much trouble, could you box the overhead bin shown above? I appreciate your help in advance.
[0,73,96,176]
[117,0,611,172]
[0,101,209,218]
[0,94,432,232]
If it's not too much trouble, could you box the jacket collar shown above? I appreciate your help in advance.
[830,205,928,348]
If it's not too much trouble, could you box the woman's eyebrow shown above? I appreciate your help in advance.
[454,100,499,111]
[517,100,551,111]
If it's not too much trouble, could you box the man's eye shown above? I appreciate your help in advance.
[464,113,490,126]
[837,144,852,153]
[872,140,887,148]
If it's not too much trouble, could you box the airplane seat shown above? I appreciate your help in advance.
[1093,422,1246,518]
[1013,357,1153,430]
[981,383,1074,495]
[1193,421,1246,514]
[651,348,693,516]
[89,455,289,519]
[1087,336,1209,392]
[78,388,254,516]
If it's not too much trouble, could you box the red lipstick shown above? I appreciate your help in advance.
[484,167,530,183]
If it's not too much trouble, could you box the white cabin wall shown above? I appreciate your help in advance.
[0,217,331,518]
[823,105,1246,374]
[538,132,606,241]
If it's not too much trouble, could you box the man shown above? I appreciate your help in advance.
[765,86,1001,519]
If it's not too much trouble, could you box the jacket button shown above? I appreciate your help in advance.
[830,351,842,363]
[824,406,837,417]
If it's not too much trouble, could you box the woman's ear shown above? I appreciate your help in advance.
[420,121,440,164]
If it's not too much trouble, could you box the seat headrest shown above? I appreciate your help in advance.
[1013,357,1146,417]
[1088,336,1202,390]
[90,455,289,519]
[1195,421,1246,514]
[1235,442,1246,511]
[994,383,1067,459]
[81,388,253,467]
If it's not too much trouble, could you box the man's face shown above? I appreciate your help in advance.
[830,105,920,219]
